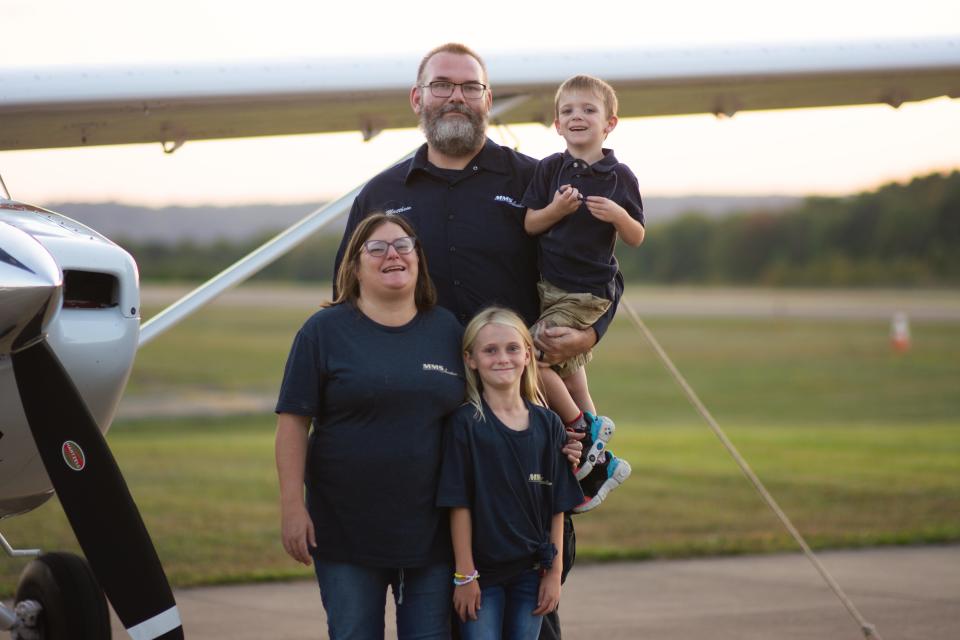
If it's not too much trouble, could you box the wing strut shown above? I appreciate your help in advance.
[139,94,531,346]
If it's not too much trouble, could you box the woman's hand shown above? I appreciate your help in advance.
[276,413,314,565]
[532,571,561,616]
[280,502,316,566]
[453,581,482,622]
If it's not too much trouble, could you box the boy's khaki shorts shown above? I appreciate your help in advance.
[533,280,611,379]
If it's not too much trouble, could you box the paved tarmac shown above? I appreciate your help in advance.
[109,545,959,639]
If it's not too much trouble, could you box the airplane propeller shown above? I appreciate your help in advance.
[2,221,184,639]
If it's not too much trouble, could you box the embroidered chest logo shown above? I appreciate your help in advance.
[422,363,460,378]
[528,473,552,486]
[494,195,525,209]
[385,205,412,215]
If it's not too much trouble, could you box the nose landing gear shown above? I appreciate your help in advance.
[5,552,111,640]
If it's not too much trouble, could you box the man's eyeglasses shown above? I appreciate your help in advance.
[362,236,417,258]
[420,81,487,99]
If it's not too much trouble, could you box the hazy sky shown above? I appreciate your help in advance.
[2,0,958,206]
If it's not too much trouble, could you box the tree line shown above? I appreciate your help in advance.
[621,171,959,286]
[122,171,960,287]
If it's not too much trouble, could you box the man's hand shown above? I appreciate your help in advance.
[534,325,596,365]
[562,430,584,466]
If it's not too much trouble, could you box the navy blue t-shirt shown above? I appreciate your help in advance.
[522,149,644,298]
[275,304,465,567]
[437,400,584,585]
[336,138,622,339]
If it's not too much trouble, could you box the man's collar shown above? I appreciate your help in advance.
[406,143,432,181]
[405,138,509,182]
[561,148,619,173]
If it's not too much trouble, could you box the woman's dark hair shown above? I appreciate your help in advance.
[329,212,437,310]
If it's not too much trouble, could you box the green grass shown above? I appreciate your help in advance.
[2,293,959,596]
[123,305,309,395]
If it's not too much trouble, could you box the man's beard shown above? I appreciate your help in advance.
[420,103,487,157]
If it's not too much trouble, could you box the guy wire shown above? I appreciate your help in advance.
[621,299,882,640]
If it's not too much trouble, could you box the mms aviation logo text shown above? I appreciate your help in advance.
[494,195,524,208]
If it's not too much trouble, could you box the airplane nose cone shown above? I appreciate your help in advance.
[0,221,63,355]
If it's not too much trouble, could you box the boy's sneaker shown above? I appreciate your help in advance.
[573,453,631,514]
[574,412,615,481]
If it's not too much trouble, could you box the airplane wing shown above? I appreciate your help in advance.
[1,37,958,151]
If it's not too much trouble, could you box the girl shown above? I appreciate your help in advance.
[438,307,584,639]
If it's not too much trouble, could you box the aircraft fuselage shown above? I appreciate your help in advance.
[0,201,140,519]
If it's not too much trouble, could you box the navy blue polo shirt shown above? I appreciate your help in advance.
[522,149,644,298]
[336,139,622,339]
[338,139,539,326]
[437,400,584,586]
[275,304,465,567]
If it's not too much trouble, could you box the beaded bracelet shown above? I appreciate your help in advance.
[453,570,479,586]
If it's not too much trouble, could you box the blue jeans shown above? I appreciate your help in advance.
[314,560,452,640]
[460,569,544,640]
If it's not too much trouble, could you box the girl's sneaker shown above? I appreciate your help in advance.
[573,453,631,514]
[574,412,615,481]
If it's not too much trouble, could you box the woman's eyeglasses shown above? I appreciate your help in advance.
[362,236,417,258]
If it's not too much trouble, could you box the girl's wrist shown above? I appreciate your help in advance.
[453,569,479,586]
[542,569,561,583]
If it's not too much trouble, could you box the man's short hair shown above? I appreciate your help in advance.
[417,43,488,86]
[555,75,619,120]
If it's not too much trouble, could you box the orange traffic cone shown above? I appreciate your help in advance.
[890,312,911,353]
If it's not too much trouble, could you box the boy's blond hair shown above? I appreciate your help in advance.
[554,74,618,120]
[463,307,545,420]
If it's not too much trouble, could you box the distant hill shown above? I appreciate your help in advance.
[44,202,337,246]
[56,172,955,286]
[644,196,801,223]
[45,196,802,246]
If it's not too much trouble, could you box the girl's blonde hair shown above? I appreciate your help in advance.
[462,306,545,419]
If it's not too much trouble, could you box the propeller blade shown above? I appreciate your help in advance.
[12,340,184,640]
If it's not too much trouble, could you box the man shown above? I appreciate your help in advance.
[334,42,624,640]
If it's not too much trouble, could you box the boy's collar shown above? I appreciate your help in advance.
[561,148,618,173]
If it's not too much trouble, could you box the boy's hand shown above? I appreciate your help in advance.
[532,571,561,616]
[584,196,628,224]
[551,185,582,216]
[453,581,482,622]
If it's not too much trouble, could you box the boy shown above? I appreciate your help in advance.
[522,74,645,513]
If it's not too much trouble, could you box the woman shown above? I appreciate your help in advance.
[275,212,465,639]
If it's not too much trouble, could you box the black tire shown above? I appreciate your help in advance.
[15,552,111,640]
